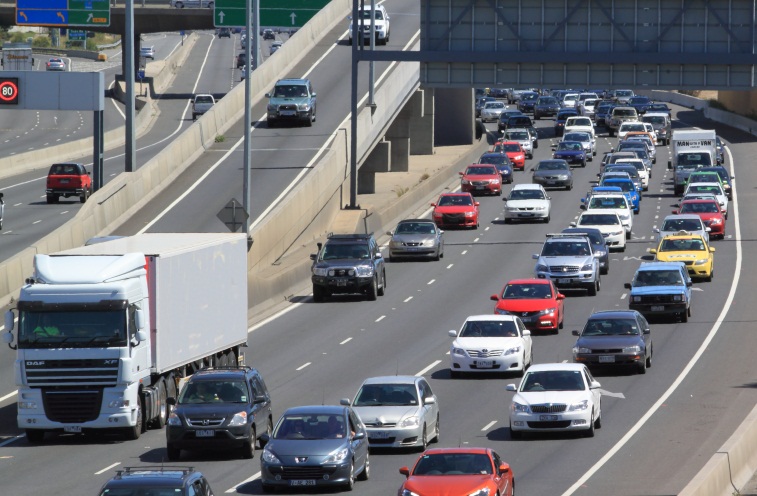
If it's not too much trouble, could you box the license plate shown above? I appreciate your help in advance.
[290,480,316,486]
[651,305,665,312]
[599,355,615,363]
[195,430,215,437]
[547,181,556,185]
[407,247,421,251]
[557,278,572,284]
[64,426,81,433]
[280,110,296,116]
[477,360,494,368]
[369,431,389,439]
[336,280,347,287]
[59,179,70,184]
[519,213,533,217]
[539,415,558,421]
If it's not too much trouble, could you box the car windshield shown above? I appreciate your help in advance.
[634,270,684,287]
[178,380,248,404]
[688,185,722,196]
[542,241,591,256]
[272,413,348,440]
[459,320,518,338]
[660,238,706,251]
[579,214,620,225]
[478,155,508,166]
[507,132,529,141]
[502,284,552,299]
[557,142,582,151]
[195,96,213,104]
[616,90,633,97]
[644,116,666,125]
[629,97,650,104]
[620,124,645,132]
[537,97,558,105]
[569,118,592,126]
[680,202,720,213]
[354,384,418,407]
[521,370,585,392]
[564,133,589,142]
[466,166,498,176]
[582,318,640,336]
[485,102,505,109]
[588,197,626,209]
[614,109,636,116]
[321,243,371,260]
[690,174,720,183]
[437,195,473,207]
[395,222,436,235]
[662,219,702,232]
[509,189,545,200]
[619,161,645,171]
[412,453,493,476]
[602,180,633,192]
[537,161,569,171]
[273,85,308,98]
[501,144,521,152]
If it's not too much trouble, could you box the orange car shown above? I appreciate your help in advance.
[623,130,657,146]
[491,140,527,170]
[459,164,502,196]
[399,447,514,496]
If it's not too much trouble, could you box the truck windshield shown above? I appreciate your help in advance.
[677,154,712,167]
[18,310,127,349]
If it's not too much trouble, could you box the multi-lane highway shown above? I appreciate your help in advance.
[2,1,757,494]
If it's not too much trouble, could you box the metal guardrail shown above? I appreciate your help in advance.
[97,39,122,50]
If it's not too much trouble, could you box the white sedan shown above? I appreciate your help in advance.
[503,183,552,223]
[571,210,626,251]
[449,315,532,377]
[615,158,650,190]
[683,182,728,219]
[480,101,508,122]
[506,362,602,438]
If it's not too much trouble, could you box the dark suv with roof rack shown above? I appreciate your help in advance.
[165,367,272,460]
[98,466,215,496]
[310,233,387,302]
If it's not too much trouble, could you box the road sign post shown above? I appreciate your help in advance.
[16,0,110,27]
[214,0,329,28]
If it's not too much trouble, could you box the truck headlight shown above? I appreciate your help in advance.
[672,295,683,302]
[632,296,641,303]
[228,411,248,426]
[355,265,374,277]
[313,267,328,276]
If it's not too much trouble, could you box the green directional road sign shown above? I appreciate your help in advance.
[16,0,110,27]
[215,0,329,29]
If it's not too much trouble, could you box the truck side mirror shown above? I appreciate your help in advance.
[5,310,15,332]
[135,330,148,343]
[135,309,145,330]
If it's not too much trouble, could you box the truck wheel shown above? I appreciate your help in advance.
[155,380,168,429]
[366,277,378,301]
[377,270,386,296]
[46,194,58,204]
[126,395,144,440]
[26,429,45,444]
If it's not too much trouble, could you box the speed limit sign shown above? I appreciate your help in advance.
[0,78,20,105]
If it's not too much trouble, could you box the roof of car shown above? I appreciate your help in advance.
[638,261,687,271]
[361,375,421,385]
[103,467,200,489]
[284,405,349,415]
[586,310,641,319]
[276,78,309,84]
[190,367,253,380]
[505,278,552,285]
[527,362,587,372]
[662,214,703,220]
[398,219,436,224]
[511,183,543,190]
[465,314,520,322]
[420,447,491,455]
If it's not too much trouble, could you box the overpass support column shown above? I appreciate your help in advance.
[358,140,391,194]
[386,107,410,173]
[409,88,434,156]
[433,88,474,146]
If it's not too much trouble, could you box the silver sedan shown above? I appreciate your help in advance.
[387,219,443,261]
[480,101,507,122]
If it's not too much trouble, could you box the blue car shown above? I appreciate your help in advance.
[624,262,692,322]
[600,178,639,213]
[477,152,514,183]
[553,141,587,167]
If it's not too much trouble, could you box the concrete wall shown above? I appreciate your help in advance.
[718,91,757,118]
[433,88,474,145]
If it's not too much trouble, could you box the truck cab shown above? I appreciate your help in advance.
[625,262,692,322]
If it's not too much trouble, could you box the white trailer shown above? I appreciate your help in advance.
[667,129,718,195]
[2,233,249,443]
[1,46,34,70]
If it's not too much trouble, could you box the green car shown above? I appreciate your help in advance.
[685,171,726,190]
[265,78,317,127]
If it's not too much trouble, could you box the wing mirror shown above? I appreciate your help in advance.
[624,282,632,289]
[340,398,351,406]
[506,384,517,392]
[572,330,580,336]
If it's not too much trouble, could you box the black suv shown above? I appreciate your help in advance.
[262,28,275,40]
[310,233,387,302]
[166,367,273,460]
[98,466,215,496]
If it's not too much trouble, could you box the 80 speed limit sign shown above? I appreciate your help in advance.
[0,78,20,105]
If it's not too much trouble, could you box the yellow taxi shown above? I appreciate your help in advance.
[649,231,715,281]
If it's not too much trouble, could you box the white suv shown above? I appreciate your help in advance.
[348,4,390,45]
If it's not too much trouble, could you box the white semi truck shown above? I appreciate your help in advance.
[2,233,249,443]
[667,129,718,195]
[1,44,34,70]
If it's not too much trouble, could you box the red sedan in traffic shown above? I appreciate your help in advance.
[490,278,565,332]
[431,192,480,229]
[459,164,502,196]
[398,447,514,496]
[675,199,726,239]
[491,140,527,170]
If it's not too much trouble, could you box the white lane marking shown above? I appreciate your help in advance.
[95,462,121,475]
[620,293,627,300]
[226,472,261,493]
[654,215,658,219]
[656,205,660,209]
[416,360,441,376]
[0,434,25,448]
[562,135,744,496]
[484,227,490,231]
[494,217,500,221]
[296,362,311,371]
[461,250,468,255]
[247,302,304,334]
[60,210,69,215]
[427,279,436,285]
[474,237,480,242]
[446,264,453,269]
[596,389,625,399]
[32,220,41,224]
[339,337,352,345]
[482,421,497,431]
[375,315,386,322]
[403,296,413,303]
[0,390,17,402]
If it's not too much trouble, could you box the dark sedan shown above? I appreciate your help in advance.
[561,227,610,274]
[594,102,615,127]
[572,310,652,374]
[532,159,573,190]
[554,109,579,136]
[534,96,561,120]
[517,92,539,113]
[478,152,514,183]
[552,141,587,167]
[627,96,652,114]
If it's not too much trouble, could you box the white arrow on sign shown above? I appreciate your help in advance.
[597,388,625,399]
[86,13,93,22]
[290,12,297,25]
[218,11,225,22]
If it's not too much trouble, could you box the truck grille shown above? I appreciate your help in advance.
[531,404,567,413]
[42,388,103,423]
[638,295,676,304]
[24,359,119,387]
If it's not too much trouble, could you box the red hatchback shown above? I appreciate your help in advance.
[491,141,526,170]
[490,279,565,332]
[675,199,726,238]
[431,193,479,229]
[459,164,502,196]
[399,447,514,496]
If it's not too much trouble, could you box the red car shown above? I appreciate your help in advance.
[490,279,565,332]
[431,192,479,229]
[459,164,502,196]
[674,199,726,238]
[46,162,92,204]
[398,447,514,496]
[491,140,526,170]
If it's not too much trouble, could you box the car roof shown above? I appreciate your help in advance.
[638,261,686,271]
[505,278,552,285]
[662,214,703,221]
[440,192,473,197]
[512,183,543,190]
[276,78,308,84]
[361,375,421,385]
[398,219,435,224]
[190,367,252,380]
[527,362,587,372]
[464,314,520,322]
[103,467,199,489]
[587,310,640,319]
[283,405,348,415]
[420,447,491,455]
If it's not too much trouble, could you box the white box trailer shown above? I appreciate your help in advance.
[668,129,718,194]
[3,233,249,442]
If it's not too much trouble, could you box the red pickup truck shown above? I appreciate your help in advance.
[46,163,92,204]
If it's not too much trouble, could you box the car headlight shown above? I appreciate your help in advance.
[465,211,476,217]
[609,230,623,236]
[557,175,569,180]
[228,411,248,427]
[568,400,589,411]
[623,345,642,353]
[503,345,522,356]
[534,206,547,211]
[468,489,491,496]
[672,294,683,302]
[355,265,374,277]
[573,346,592,354]
[501,169,511,175]
[581,263,593,271]
[511,401,530,413]
[298,103,310,111]
[535,264,548,272]
[262,447,281,464]
[632,295,641,303]
[452,347,466,356]
[461,179,471,185]
[537,308,555,316]
[490,179,500,184]
[167,413,182,426]
[324,446,350,463]
[401,490,421,496]
[495,308,510,315]
[18,401,37,409]
[694,259,708,266]
[594,250,606,257]
[711,218,723,224]
[399,416,420,428]
[313,267,328,276]
[619,213,631,221]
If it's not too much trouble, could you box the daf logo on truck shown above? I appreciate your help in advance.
[26,361,45,366]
